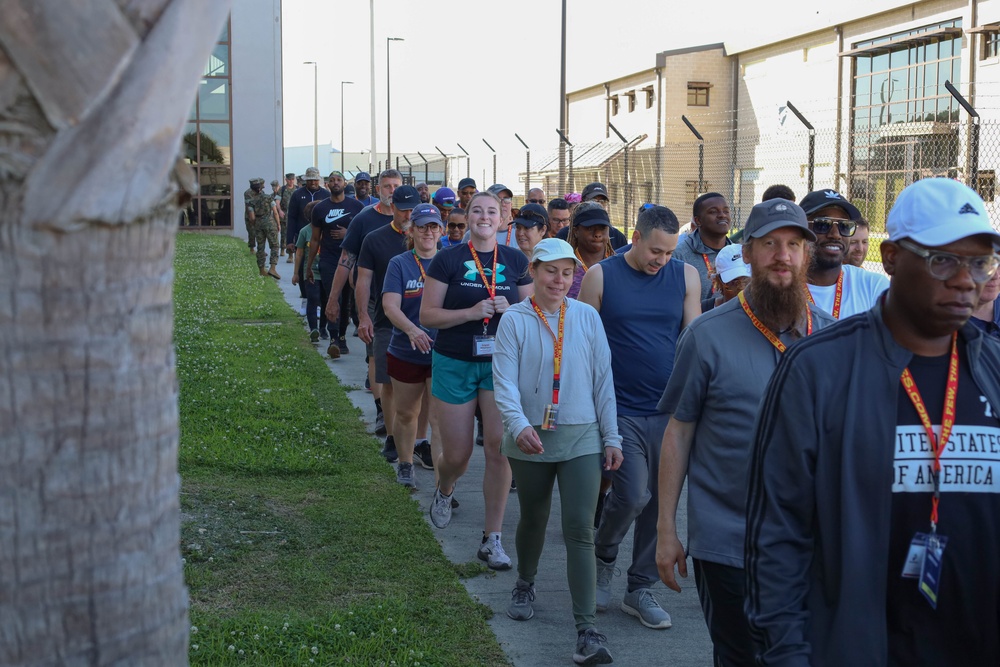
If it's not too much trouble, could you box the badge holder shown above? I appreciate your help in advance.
[541,404,559,431]
[473,323,495,357]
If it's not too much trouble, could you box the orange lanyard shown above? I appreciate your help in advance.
[469,242,498,327]
[806,270,844,319]
[702,253,717,295]
[531,298,566,405]
[504,226,513,245]
[900,332,959,531]
[411,251,426,283]
[390,220,404,235]
[575,248,612,272]
[738,291,812,353]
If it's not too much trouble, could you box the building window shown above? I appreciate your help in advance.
[642,85,655,109]
[183,19,233,228]
[983,28,1000,59]
[848,20,963,227]
[625,90,636,113]
[687,82,710,107]
[609,94,619,116]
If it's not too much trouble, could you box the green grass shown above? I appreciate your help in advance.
[176,234,509,666]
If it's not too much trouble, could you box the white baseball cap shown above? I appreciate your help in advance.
[715,244,751,283]
[530,238,583,267]
[887,178,1000,247]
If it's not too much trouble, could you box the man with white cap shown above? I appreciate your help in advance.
[745,178,1000,666]
[656,198,835,666]
[799,188,888,319]
[702,243,751,312]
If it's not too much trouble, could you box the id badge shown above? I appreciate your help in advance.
[901,533,929,579]
[473,335,496,356]
[918,534,948,609]
[541,404,559,431]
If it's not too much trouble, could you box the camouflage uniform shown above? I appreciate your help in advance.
[251,187,279,269]
[279,184,295,216]
[244,184,257,250]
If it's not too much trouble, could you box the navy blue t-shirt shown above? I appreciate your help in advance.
[285,185,330,245]
[598,252,687,415]
[383,252,439,366]
[342,203,392,258]
[311,196,365,259]
[886,338,1000,666]
[357,223,409,328]
[426,243,531,361]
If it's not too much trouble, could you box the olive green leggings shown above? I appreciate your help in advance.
[508,453,602,631]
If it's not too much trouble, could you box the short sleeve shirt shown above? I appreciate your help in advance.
[342,203,393,258]
[357,223,410,328]
[426,243,531,361]
[295,225,321,280]
[311,197,366,259]
[806,264,889,320]
[383,252,438,366]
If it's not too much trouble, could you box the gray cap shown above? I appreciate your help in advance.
[744,198,816,242]
[487,183,513,198]
[270,179,280,187]
[304,166,321,181]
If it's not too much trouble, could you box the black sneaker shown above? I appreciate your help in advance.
[510,477,517,492]
[414,440,434,470]
[381,436,398,463]
[338,336,349,354]
[374,411,386,436]
[475,420,484,447]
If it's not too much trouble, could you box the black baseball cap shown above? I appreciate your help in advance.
[515,203,549,228]
[744,199,816,242]
[458,177,477,191]
[582,182,609,202]
[573,207,611,228]
[798,189,861,221]
[392,185,421,210]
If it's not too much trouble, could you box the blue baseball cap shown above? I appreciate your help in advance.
[458,177,477,191]
[411,203,444,226]
[355,171,372,183]
[433,187,457,208]
[392,185,421,210]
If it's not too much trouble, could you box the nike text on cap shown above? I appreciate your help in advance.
[887,178,1000,247]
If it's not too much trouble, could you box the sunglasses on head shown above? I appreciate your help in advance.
[810,217,857,237]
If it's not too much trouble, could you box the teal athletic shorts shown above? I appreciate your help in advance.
[431,351,494,404]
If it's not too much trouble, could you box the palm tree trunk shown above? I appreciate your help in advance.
[0,1,230,663]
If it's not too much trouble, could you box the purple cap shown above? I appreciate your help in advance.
[432,187,456,208]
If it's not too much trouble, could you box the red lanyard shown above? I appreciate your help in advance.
[738,291,812,353]
[531,298,566,405]
[702,253,717,295]
[411,251,426,283]
[806,270,844,319]
[468,242,498,326]
[900,332,959,531]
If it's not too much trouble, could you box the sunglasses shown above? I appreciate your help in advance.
[447,222,467,230]
[527,198,546,204]
[810,217,857,237]
[898,239,1000,283]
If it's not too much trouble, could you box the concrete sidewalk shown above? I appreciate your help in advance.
[271,261,714,666]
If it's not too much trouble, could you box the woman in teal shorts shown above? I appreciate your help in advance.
[420,191,532,570]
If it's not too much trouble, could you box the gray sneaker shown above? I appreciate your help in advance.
[477,534,512,570]
[573,628,613,664]
[396,462,415,489]
[621,588,672,629]
[595,558,617,612]
[506,579,535,621]
[429,486,453,528]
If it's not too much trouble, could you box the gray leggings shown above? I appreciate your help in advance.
[508,453,603,631]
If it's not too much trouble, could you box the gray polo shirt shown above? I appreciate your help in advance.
[657,295,836,568]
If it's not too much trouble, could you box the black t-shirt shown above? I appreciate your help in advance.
[357,223,409,328]
[342,203,392,258]
[556,224,629,250]
[311,196,365,259]
[887,338,1000,666]
[426,243,531,361]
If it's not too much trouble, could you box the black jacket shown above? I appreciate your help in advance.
[745,300,1000,666]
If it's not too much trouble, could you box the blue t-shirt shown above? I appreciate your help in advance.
[426,243,531,361]
[599,252,687,415]
[383,252,439,366]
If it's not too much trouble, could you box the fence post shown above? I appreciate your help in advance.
[681,115,705,195]
[436,146,449,186]
[515,134,530,197]
[483,138,497,185]
[608,122,630,233]
[786,101,816,192]
[401,155,413,185]
[557,129,573,198]
[417,152,430,185]
[946,81,980,189]
[457,143,471,180]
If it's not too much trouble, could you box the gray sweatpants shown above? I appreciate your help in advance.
[594,412,669,592]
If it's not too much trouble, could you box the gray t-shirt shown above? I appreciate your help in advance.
[673,230,732,301]
[657,296,836,568]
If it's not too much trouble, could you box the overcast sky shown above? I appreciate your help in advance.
[280,0,891,185]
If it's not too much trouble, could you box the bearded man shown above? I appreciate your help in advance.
[654,198,836,667]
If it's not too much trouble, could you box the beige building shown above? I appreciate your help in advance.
[562,0,1000,231]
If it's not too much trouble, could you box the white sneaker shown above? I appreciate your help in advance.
[477,534,512,570]
[298,298,307,317]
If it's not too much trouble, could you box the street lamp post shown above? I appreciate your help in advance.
[386,37,404,168]
[304,61,318,168]
[340,81,354,173]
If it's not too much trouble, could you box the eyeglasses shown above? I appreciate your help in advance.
[810,217,857,237]
[527,198,546,204]
[898,239,1000,283]
[500,197,512,203]
[447,222,466,230]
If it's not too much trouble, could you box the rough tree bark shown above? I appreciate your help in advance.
[0,1,230,664]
